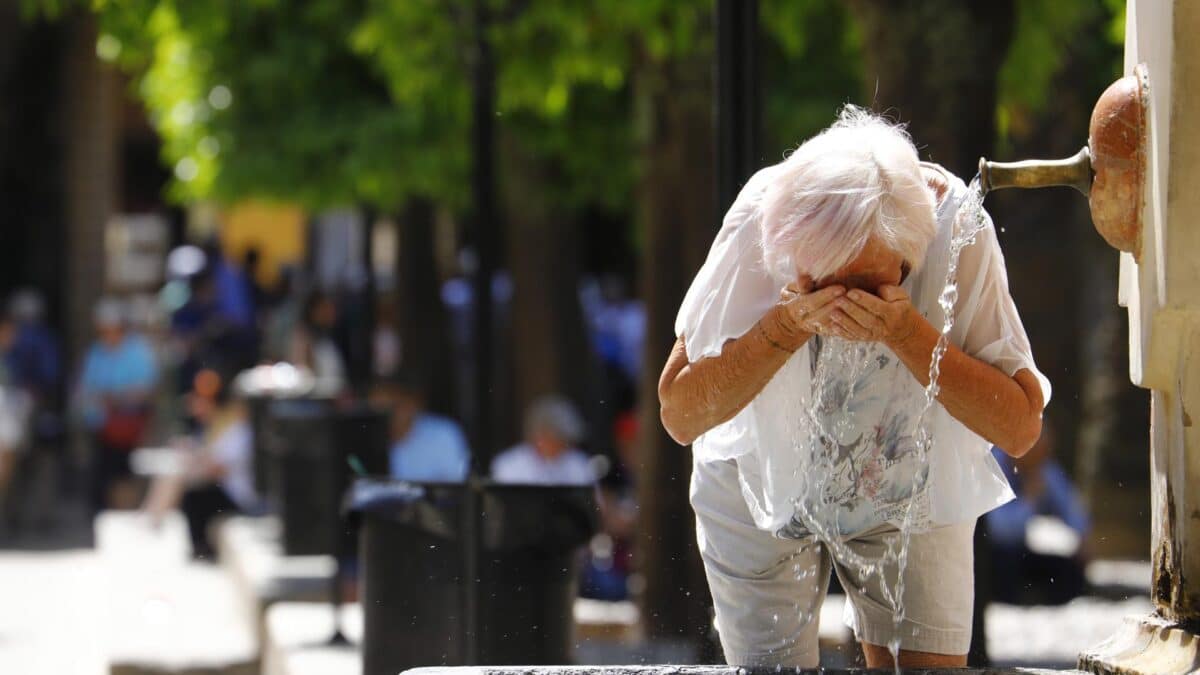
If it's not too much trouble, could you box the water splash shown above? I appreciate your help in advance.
[782,176,990,673]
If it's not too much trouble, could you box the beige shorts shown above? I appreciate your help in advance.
[690,458,975,667]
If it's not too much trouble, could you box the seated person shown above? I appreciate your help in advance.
[491,395,594,485]
[371,373,470,482]
[581,411,639,600]
[143,368,260,560]
[987,422,1090,605]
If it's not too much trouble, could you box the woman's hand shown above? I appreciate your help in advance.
[827,285,923,346]
[774,276,847,344]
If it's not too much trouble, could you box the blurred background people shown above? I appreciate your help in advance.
[76,298,158,512]
[372,298,402,380]
[0,290,63,533]
[582,410,639,600]
[0,315,33,532]
[4,290,62,417]
[204,238,256,332]
[262,266,304,363]
[988,422,1092,605]
[288,290,347,391]
[492,395,594,485]
[143,367,259,560]
[371,372,470,483]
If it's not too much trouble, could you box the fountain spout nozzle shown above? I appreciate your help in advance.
[974,64,1149,259]
[978,146,1093,195]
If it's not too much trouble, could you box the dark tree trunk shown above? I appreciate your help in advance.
[396,198,457,417]
[634,49,718,653]
[499,134,600,450]
[848,0,1016,178]
[60,13,120,370]
[0,8,67,336]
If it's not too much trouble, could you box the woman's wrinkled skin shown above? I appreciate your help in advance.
[657,169,1043,668]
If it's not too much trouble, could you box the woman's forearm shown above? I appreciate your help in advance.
[659,305,811,446]
[888,317,1044,455]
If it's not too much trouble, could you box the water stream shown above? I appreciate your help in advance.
[781,176,990,672]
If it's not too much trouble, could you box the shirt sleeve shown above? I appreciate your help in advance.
[674,165,783,362]
[951,208,1051,407]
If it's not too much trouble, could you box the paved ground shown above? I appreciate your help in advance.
[0,550,108,675]
[0,541,1154,673]
[0,490,1157,673]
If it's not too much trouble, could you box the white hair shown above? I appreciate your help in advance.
[93,296,126,328]
[758,105,937,284]
[524,395,585,445]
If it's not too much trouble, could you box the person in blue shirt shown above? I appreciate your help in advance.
[371,373,470,483]
[77,298,158,511]
[987,421,1091,605]
[1,290,64,532]
[4,290,61,410]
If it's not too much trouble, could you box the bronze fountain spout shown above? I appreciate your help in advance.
[979,146,1092,196]
[978,64,1150,260]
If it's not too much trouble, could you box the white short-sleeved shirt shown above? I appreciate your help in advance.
[211,419,257,511]
[675,162,1050,537]
[490,443,596,486]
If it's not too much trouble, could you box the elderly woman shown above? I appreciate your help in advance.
[658,106,1049,669]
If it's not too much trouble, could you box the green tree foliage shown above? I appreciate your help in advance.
[760,0,864,158]
[78,0,467,211]
[362,0,715,214]
[995,0,1125,146]
[27,0,1123,213]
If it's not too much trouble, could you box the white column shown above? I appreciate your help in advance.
[1084,2,1200,670]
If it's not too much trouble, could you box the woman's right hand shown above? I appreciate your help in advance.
[774,275,847,340]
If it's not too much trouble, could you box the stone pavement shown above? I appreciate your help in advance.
[0,504,1157,674]
[0,550,108,675]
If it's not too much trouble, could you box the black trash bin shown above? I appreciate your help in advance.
[233,365,326,498]
[352,479,597,675]
[245,393,273,496]
[268,401,390,556]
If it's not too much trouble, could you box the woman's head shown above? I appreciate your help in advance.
[759,105,937,288]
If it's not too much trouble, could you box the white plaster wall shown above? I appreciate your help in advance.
[1123,0,1200,619]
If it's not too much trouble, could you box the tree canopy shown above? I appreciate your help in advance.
[24,0,1122,216]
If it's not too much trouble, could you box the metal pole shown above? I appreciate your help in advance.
[715,0,760,221]
[359,207,377,392]
[465,0,496,663]
[469,0,496,476]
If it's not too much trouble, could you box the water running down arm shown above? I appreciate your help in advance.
[831,286,1044,456]
[658,285,846,446]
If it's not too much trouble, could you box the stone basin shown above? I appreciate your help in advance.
[401,666,1078,675]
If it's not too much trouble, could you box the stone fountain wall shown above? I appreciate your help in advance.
[1117,0,1200,625]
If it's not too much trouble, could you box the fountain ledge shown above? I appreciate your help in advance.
[1078,614,1200,674]
[400,662,1070,667]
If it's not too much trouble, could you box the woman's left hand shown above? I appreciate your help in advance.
[827,285,923,346]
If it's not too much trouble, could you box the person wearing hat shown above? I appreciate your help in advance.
[491,395,595,486]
